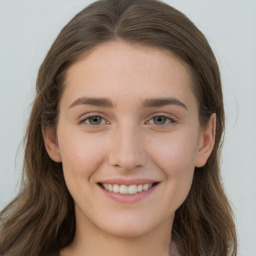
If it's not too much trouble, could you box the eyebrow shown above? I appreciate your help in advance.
[69,97,114,109]
[142,97,187,110]
[69,96,187,110]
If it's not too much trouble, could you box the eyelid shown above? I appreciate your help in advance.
[145,112,178,125]
[77,112,178,126]
[78,112,110,125]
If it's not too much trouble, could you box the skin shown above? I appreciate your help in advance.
[43,41,215,256]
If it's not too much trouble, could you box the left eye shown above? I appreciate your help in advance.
[148,116,173,125]
[84,116,106,126]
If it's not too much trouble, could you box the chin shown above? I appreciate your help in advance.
[101,223,152,238]
[94,212,168,239]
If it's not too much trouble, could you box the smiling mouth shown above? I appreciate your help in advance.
[99,182,159,195]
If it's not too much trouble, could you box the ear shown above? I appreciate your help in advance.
[42,127,62,163]
[195,113,216,167]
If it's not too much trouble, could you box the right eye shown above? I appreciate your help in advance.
[83,116,107,126]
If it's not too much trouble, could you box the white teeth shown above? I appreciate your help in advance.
[137,184,143,192]
[143,184,150,191]
[108,184,113,192]
[102,183,154,194]
[120,185,128,194]
[128,185,137,194]
[112,184,120,193]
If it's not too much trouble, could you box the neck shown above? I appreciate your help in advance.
[66,232,171,256]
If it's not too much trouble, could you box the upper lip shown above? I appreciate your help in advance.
[98,178,159,186]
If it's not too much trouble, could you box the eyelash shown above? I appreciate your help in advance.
[80,115,109,126]
[79,114,177,127]
[146,115,177,125]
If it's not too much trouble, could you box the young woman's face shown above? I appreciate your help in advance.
[45,41,214,239]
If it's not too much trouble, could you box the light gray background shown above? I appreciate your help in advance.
[0,1,255,255]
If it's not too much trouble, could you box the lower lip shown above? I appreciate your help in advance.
[99,184,159,204]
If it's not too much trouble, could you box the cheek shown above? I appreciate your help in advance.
[57,128,107,181]
[146,129,198,205]
[148,129,198,174]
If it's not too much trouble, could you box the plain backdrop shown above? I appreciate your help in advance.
[0,1,255,255]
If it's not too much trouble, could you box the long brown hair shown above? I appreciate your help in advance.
[0,0,237,255]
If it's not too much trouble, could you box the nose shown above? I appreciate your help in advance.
[108,123,146,171]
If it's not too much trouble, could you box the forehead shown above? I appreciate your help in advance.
[62,41,197,110]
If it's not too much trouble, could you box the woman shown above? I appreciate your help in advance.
[0,0,237,255]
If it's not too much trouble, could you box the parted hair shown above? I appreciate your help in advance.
[0,0,237,255]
